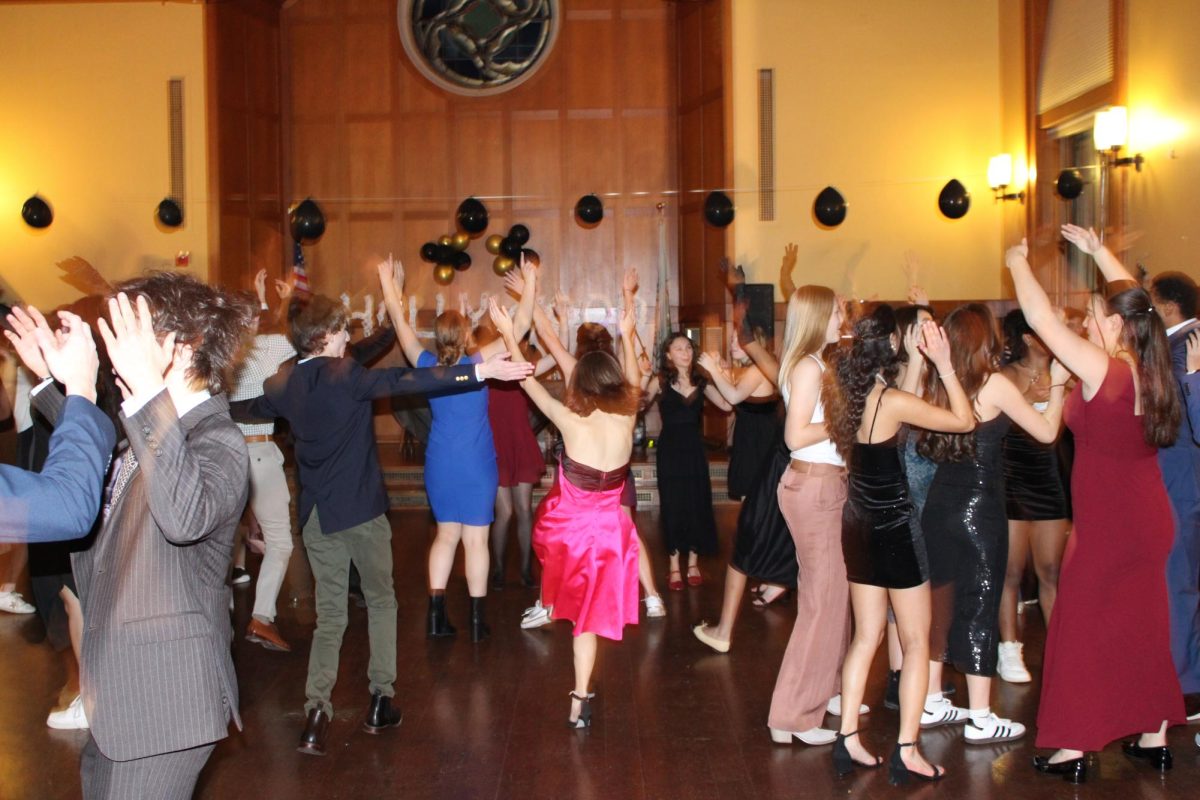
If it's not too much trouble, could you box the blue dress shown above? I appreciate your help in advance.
[418,350,498,525]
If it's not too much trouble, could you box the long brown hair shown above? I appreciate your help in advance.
[1102,286,1180,447]
[434,310,470,366]
[825,304,898,458]
[657,332,701,388]
[564,351,640,417]
[918,304,999,462]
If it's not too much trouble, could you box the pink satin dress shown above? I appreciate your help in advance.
[534,454,640,641]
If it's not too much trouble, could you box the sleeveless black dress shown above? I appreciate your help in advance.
[841,387,928,589]
[727,396,782,500]
[655,381,718,556]
[729,440,797,587]
[923,414,1011,676]
[1002,425,1069,521]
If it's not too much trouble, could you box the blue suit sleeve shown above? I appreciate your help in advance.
[0,396,117,543]
[1182,372,1200,446]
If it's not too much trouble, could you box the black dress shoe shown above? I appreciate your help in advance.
[297,708,330,756]
[363,690,402,734]
[1122,740,1173,771]
[1032,754,1087,783]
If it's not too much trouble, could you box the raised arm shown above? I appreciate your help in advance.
[984,366,1066,444]
[898,324,927,395]
[698,352,765,405]
[485,256,537,359]
[1006,239,1109,392]
[892,321,975,433]
[779,243,798,299]
[732,298,781,385]
[534,297,576,382]
[1061,225,1137,286]
[378,257,428,366]
[489,298,569,428]
[617,302,641,388]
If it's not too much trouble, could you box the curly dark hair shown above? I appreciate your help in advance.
[657,331,702,389]
[825,305,899,459]
[116,271,256,394]
[918,304,999,462]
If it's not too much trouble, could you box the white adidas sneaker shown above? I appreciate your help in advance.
[964,712,1026,744]
[920,696,968,729]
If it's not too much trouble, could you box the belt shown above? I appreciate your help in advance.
[788,459,844,476]
[244,434,274,444]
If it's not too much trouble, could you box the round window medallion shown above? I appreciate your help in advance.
[397,0,560,96]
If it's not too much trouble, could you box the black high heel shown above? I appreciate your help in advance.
[831,731,882,777]
[567,691,592,729]
[1122,740,1172,771]
[889,742,944,786]
[426,594,456,638]
[1033,754,1087,783]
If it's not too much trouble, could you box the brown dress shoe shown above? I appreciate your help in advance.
[297,708,329,756]
[246,618,291,652]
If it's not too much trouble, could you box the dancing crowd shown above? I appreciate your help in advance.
[1,224,1199,796]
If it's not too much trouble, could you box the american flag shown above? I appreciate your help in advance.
[292,240,311,295]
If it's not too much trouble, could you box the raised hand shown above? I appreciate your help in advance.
[3,305,52,379]
[731,296,751,346]
[622,266,639,297]
[96,293,175,399]
[1005,238,1030,271]
[253,268,268,304]
[1061,224,1101,255]
[488,297,514,338]
[917,320,954,375]
[697,351,721,374]
[619,303,636,339]
[503,269,526,297]
[718,257,746,290]
[477,351,535,382]
[902,321,923,364]
[1187,331,1200,374]
[782,243,798,273]
[274,278,293,302]
[907,284,930,307]
[35,311,100,401]
[554,290,570,321]
[376,256,394,291]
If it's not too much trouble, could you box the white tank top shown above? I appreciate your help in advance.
[780,354,844,466]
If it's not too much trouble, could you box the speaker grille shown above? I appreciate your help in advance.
[168,78,185,209]
[757,69,775,222]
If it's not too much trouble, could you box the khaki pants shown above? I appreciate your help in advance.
[246,441,293,622]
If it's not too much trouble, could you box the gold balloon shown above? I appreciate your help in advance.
[493,255,515,276]
[433,264,455,285]
[451,231,471,251]
[438,234,453,247]
[485,234,504,255]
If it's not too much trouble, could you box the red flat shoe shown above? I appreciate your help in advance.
[687,565,702,587]
[668,570,684,592]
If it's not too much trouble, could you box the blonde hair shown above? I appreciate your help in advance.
[776,285,836,391]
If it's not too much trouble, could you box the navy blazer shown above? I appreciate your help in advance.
[0,394,115,543]
[248,356,478,535]
[1160,321,1200,516]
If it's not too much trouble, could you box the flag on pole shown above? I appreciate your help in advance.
[292,240,311,295]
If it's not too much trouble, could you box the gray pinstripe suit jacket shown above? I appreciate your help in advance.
[35,386,249,762]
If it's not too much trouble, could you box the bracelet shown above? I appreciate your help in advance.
[937,369,956,380]
[1050,383,1068,389]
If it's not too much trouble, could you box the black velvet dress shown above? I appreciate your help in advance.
[726,396,782,500]
[655,381,718,556]
[1002,425,1069,521]
[923,414,1011,677]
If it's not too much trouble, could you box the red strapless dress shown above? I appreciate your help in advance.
[534,454,640,640]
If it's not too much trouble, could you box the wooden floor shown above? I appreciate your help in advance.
[2,505,1198,799]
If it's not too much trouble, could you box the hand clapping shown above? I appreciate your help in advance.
[96,293,175,400]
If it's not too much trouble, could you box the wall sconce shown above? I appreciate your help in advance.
[1094,106,1144,170]
[987,154,1024,202]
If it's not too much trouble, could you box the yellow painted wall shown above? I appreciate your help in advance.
[0,2,208,310]
[1125,0,1200,280]
[730,0,1005,301]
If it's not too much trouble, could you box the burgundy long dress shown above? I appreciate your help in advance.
[1035,358,1185,750]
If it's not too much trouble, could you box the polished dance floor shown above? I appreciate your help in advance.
[1,505,1197,799]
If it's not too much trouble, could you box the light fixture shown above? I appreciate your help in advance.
[987,154,1024,202]
[1093,106,1144,170]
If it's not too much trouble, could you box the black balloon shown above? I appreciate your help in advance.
[452,251,472,271]
[156,198,183,228]
[420,242,439,262]
[813,186,847,227]
[1056,169,1085,200]
[937,179,970,220]
[704,191,734,227]
[21,195,52,229]
[456,197,489,234]
[508,224,530,246]
[500,237,523,259]
[575,194,603,225]
[290,198,326,243]
[435,243,455,264]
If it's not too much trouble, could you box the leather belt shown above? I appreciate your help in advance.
[244,434,274,444]
[788,459,844,476]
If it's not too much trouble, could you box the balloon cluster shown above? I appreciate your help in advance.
[419,198,491,284]
[484,224,537,276]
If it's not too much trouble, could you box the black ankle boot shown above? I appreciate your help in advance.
[362,690,402,734]
[470,596,490,642]
[426,594,456,638]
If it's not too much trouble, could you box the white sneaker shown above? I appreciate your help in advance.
[520,600,552,629]
[825,694,869,716]
[0,592,35,614]
[920,696,968,729]
[997,641,1032,683]
[643,595,666,618]
[769,726,838,746]
[964,712,1025,744]
[47,695,88,730]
